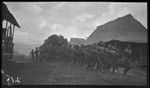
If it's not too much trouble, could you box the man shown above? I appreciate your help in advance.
[35,47,39,61]
[30,49,35,61]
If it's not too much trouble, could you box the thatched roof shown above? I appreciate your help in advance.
[2,3,21,28]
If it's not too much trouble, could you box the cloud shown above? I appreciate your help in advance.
[14,30,35,44]
[92,2,147,28]
[54,2,66,9]
[76,13,94,22]
[28,4,42,12]
[39,19,46,29]
[4,2,147,45]
[47,24,79,41]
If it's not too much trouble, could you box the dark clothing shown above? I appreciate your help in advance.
[35,48,39,61]
[30,50,35,61]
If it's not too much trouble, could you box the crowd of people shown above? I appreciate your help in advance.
[29,34,140,75]
[69,43,136,74]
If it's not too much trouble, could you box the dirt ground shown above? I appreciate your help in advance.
[2,59,147,85]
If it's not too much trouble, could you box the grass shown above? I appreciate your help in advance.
[2,59,147,85]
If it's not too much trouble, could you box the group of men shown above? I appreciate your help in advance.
[70,43,135,74]
[30,47,40,61]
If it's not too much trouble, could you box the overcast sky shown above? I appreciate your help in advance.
[4,2,147,45]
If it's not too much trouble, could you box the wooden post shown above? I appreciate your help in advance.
[10,24,12,38]
[9,24,14,59]
[13,25,15,34]
[7,22,10,37]
[12,25,15,41]
[12,25,15,59]
[5,20,8,28]
[5,21,8,38]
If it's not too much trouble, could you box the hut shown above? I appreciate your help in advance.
[2,3,21,62]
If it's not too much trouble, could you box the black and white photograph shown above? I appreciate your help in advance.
[1,2,148,86]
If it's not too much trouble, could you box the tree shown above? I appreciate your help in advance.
[39,34,69,62]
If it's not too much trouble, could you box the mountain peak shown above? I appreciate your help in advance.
[97,14,134,29]
[117,14,134,21]
[86,14,147,45]
[123,14,133,18]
